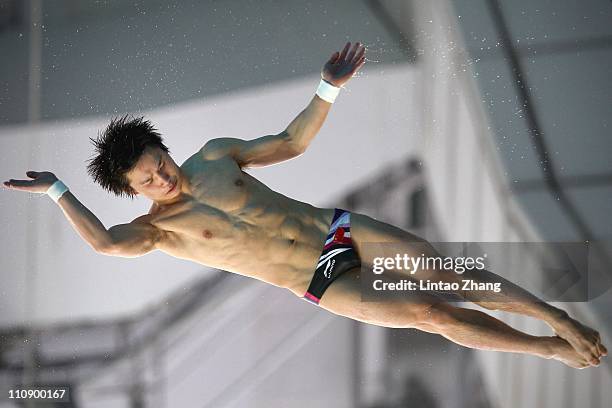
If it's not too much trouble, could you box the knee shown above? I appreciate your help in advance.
[400,301,441,328]
[413,302,457,328]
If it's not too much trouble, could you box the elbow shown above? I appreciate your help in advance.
[283,130,308,156]
[94,243,115,256]
[94,240,120,256]
[287,143,306,159]
[96,243,136,257]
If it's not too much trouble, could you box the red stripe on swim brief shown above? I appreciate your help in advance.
[303,292,320,304]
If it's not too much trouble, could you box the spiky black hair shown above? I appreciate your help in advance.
[86,115,169,198]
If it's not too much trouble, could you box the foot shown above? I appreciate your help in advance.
[547,336,593,369]
[551,312,607,366]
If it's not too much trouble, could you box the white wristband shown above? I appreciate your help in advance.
[316,79,341,103]
[46,180,69,203]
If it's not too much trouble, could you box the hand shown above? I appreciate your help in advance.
[321,42,366,88]
[3,171,58,194]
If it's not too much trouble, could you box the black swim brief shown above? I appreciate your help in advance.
[303,208,361,305]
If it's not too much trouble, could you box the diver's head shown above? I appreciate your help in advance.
[87,115,181,202]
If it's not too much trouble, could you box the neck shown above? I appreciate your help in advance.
[155,194,182,207]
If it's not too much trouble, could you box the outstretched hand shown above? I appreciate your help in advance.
[3,171,58,194]
[322,42,366,88]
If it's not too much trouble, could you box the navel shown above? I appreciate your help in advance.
[203,229,213,239]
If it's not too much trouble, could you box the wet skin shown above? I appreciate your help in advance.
[3,39,606,368]
[130,145,337,295]
[122,145,607,369]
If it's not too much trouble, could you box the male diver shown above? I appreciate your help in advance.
[3,42,606,369]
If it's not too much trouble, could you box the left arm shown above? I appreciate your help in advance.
[202,42,366,168]
[201,95,330,168]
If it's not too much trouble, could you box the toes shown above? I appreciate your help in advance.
[596,342,607,357]
[578,355,593,369]
[588,340,606,358]
[585,347,601,366]
[574,358,591,369]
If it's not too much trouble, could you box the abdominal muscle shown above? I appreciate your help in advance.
[155,197,335,296]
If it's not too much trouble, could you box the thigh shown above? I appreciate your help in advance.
[318,266,443,329]
[349,213,457,282]
[349,213,424,242]
[349,213,436,259]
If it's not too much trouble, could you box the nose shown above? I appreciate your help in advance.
[158,171,172,186]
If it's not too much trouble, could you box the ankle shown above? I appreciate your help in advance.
[546,306,569,327]
[540,336,560,359]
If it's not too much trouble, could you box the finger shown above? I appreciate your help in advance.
[352,45,366,64]
[350,56,366,75]
[328,51,340,64]
[357,58,366,71]
[5,179,34,189]
[600,343,608,356]
[26,170,39,178]
[346,42,360,64]
[338,42,351,61]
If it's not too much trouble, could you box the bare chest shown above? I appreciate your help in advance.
[185,155,252,211]
[146,155,282,262]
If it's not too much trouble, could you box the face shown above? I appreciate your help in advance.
[126,146,182,203]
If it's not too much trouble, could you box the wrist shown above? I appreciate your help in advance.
[322,78,340,87]
[316,78,341,103]
[46,179,69,203]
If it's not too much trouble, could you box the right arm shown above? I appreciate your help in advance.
[3,171,162,257]
[58,191,163,257]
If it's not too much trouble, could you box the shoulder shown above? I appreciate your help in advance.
[128,203,159,221]
[200,137,244,160]
[127,213,167,247]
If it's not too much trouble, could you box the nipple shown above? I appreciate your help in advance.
[234,179,244,187]
[203,229,213,239]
